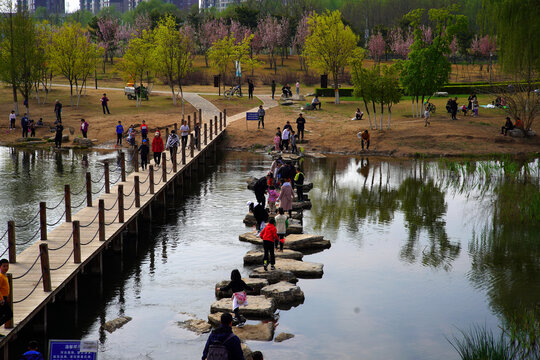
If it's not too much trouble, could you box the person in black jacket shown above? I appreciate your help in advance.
[294,168,305,202]
[202,313,244,360]
[249,202,268,232]
[54,121,64,149]
[138,139,149,170]
[253,175,268,206]
[217,269,253,326]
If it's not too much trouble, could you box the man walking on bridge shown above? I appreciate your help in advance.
[0,259,12,333]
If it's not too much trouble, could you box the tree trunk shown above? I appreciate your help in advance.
[380,103,384,130]
[387,105,392,129]
[333,73,340,104]
[171,84,176,105]
[411,98,414,117]
[179,81,185,117]
[362,97,373,129]
[70,81,74,107]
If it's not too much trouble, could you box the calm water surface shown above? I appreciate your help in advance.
[1,148,539,360]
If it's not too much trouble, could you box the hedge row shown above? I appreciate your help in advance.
[315,88,355,97]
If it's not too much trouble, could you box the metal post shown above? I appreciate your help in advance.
[98,200,105,241]
[39,243,51,292]
[104,162,110,194]
[64,185,71,222]
[162,153,167,182]
[190,134,194,158]
[86,172,92,207]
[121,152,126,182]
[118,185,124,223]
[73,221,81,264]
[8,221,15,263]
[149,165,155,194]
[40,202,47,240]
[135,176,140,208]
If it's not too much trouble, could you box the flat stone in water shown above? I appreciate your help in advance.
[260,281,305,308]
[292,200,312,210]
[101,316,132,333]
[207,313,275,342]
[250,268,298,284]
[215,278,269,299]
[210,295,276,319]
[273,258,324,278]
[244,249,303,265]
[243,212,303,227]
[239,233,331,252]
[178,318,212,334]
[275,332,295,343]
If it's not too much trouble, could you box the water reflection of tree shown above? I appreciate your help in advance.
[398,178,460,271]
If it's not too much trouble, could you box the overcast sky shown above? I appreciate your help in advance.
[66,0,79,13]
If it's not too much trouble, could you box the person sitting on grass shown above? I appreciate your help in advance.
[282,84,292,98]
[501,117,514,136]
[354,108,364,120]
[311,95,321,110]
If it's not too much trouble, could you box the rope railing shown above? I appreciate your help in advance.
[46,195,66,211]
[0,229,7,242]
[124,185,135,197]
[166,167,174,174]
[104,198,118,212]
[90,171,105,183]
[80,227,99,246]
[14,210,40,228]
[0,245,9,258]
[124,197,136,211]
[140,186,151,197]
[46,210,66,227]
[91,182,106,195]
[138,172,150,184]
[71,183,87,196]
[12,252,41,280]
[104,213,119,226]
[48,231,74,251]
[80,211,99,228]
[50,249,74,271]
[72,196,88,209]
[109,173,122,185]
[15,227,41,246]
[13,275,43,304]
[154,176,163,186]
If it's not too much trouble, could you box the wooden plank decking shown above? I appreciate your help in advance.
[0,123,226,351]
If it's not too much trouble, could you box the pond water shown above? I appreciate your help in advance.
[1,148,539,360]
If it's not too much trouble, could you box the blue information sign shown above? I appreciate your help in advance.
[49,340,98,360]
[246,112,259,121]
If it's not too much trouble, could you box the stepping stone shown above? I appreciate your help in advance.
[273,259,323,278]
[210,296,275,319]
[261,281,305,308]
[275,332,295,343]
[250,269,298,285]
[178,318,212,334]
[215,278,269,299]
[243,212,302,227]
[208,313,275,341]
[246,177,312,193]
[243,249,303,265]
[239,233,331,252]
[292,200,312,210]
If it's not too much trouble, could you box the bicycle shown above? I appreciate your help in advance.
[224,85,243,99]
[425,102,436,114]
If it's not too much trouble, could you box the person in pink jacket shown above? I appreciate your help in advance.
[278,179,294,217]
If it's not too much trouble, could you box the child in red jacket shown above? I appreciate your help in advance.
[259,218,279,271]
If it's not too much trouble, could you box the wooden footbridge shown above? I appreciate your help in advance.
[0,110,228,358]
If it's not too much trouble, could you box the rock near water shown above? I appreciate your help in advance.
[243,249,303,265]
[261,281,305,307]
[274,332,295,343]
[101,316,132,333]
[249,268,298,284]
[210,295,276,319]
[215,278,269,298]
[239,233,331,252]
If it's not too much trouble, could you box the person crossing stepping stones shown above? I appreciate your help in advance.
[259,217,279,271]
[217,269,253,328]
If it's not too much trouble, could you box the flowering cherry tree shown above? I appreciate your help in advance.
[293,13,310,71]
[199,19,228,67]
[368,32,385,62]
[258,16,281,73]
[389,27,413,59]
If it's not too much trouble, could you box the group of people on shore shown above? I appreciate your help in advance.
[272,115,306,154]
[445,94,479,120]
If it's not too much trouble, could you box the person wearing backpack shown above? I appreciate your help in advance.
[202,312,244,360]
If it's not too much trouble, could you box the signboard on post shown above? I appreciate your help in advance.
[246,112,259,130]
[49,340,98,360]
[235,61,242,78]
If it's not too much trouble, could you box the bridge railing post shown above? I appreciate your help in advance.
[188,115,191,131]
[135,176,140,208]
[172,152,177,173]
[39,243,51,292]
[5,274,13,328]
[214,115,218,135]
[40,202,47,241]
[149,165,155,194]
[65,185,71,222]
[199,109,202,124]
[190,134,194,158]
[104,162,110,193]
[98,200,105,241]
[204,123,208,145]
[86,172,92,207]
[8,221,16,263]
[134,149,139,173]
[72,221,81,263]
[209,120,213,140]
[162,153,167,182]
[120,152,126,182]
[118,185,124,223]
[220,112,223,131]
[182,145,186,165]
[224,109,227,127]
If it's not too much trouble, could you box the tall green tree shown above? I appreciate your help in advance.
[304,10,358,104]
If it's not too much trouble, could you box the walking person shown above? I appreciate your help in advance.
[180,120,189,149]
[296,113,306,141]
[29,120,35,137]
[140,120,149,140]
[271,80,276,100]
[54,100,62,121]
[275,207,288,252]
[248,201,268,233]
[295,80,300,95]
[259,217,279,271]
[80,118,89,138]
[253,175,269,206]
[450,97,458,120]
[424,108,430,127]
[54,121,64,148]
[152,131,164,165]
[290,130,297,154]
[0,259,12,331]
[248,79,254,99]
[115,121,123,147]
[138,139,149,170]
[281,127,290,152]
[20,113,29,137]
[101,93,110,114]
[216,269,253,327]
[267,185,279,214]
[278,178,294,217]
[257,105,265,129]
[294,168,304,202]
[202,313,245,360]
[8,111,16,130]
[165,130,180,161]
